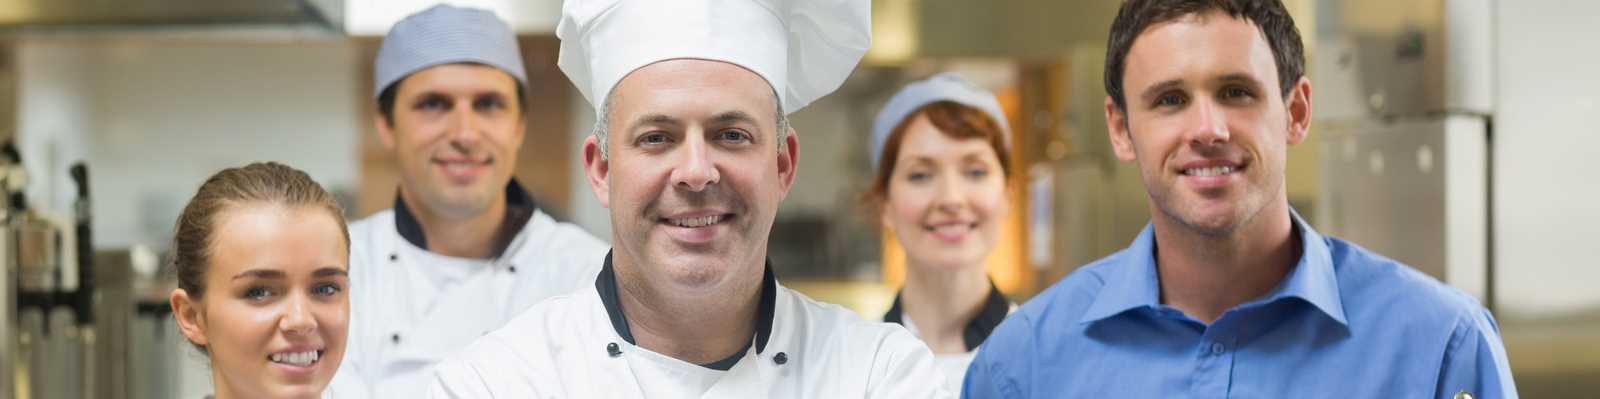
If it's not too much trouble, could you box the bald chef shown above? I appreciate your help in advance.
[428,0,950,397]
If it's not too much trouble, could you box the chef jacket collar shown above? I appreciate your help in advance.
[393,179,537,258]
[595,250,778,359]
[883,277,1011,351]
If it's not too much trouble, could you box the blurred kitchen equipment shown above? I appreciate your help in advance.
[1311,0,1493,303]
[1,140,177,399]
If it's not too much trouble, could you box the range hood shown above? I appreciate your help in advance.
[0,0,342,30]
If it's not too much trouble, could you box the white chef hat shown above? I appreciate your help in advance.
[373,4,526,99]
[869,72,1013,169]
[556,0,870,116]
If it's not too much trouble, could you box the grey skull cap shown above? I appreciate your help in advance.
[373,4,527,99]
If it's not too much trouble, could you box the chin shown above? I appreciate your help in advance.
[269,385,326,399]
[660,260,733,290]
[910,249,987,271]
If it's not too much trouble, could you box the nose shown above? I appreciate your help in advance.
[1185,99,1230,146]
[933,171,964,213]
[279,294,318,337]
[446,103,483,146]
[670,131,720,192]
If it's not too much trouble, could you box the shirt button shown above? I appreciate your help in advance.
[1210,342,1226,355]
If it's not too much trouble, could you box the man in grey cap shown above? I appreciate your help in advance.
[330,4,607,397]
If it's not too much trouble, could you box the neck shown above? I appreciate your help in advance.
[401,187,507,258]
[210,372,236,399]
[1151,200,1301,324]
[899,260,991,354]
[614,255,763,365]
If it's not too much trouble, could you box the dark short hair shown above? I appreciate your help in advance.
[1103,0,1305,111]
[376,66,529,126]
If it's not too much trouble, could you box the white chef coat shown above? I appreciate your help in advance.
[428,253,952,398]
[328,182,609,398]
[881,281,1015,394]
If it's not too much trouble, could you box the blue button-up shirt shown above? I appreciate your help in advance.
[964,212,1517,398]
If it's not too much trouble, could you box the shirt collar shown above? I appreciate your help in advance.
[393,179,537,258]
[883,278,1012,351]
[1079,208,1347,328]
[595,250,779,356]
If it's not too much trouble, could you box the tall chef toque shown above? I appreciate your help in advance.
[555,0,871,116]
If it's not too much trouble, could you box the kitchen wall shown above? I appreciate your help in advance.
[15,37,362,251]
[1492,0,1600,319]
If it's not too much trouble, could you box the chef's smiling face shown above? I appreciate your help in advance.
[584,58,798,294]
[378,63,525,219]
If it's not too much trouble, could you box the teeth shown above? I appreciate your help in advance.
[270,350,319,366]
[1186,166,1235,177]
[671,215,723,228]
[931,224,970,234]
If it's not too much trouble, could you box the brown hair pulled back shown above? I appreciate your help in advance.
[170,161,348,301]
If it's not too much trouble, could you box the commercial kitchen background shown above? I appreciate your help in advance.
[0,0,1595,398]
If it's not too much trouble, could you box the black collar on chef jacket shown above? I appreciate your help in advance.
[595,250,778,371]
[393,179,537,259]
[882,278,1011,351]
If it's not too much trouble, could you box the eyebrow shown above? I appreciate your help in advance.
[230,267,348,280]
[1216,73,1265,88]
[710,110,760,126]
[313,267,348,278]
[232,269,285,280]
[629,113,682,131]
[629,110,762,131]
[1138,72,1268,102]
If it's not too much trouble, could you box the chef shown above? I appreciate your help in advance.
[330,5,609,398]
[428,0,949,397]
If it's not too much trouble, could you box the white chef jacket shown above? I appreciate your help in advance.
[428,252,952,398]
[328,182,609,398]
[881,280,1015,394]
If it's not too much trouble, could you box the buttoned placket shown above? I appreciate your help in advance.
[1191,313,1241,399]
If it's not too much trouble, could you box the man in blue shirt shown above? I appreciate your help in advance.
[963,1,1517,398]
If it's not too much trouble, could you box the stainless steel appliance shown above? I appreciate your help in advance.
[1311,0,1493,302]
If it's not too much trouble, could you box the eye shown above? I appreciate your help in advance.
[1221,86,1255,101]
[638,132,672,145]
[717,130,753,143]
[473,96,507,111]
[312,282,342,297]
[415,96,449,112]
[1153,93,1187,108]
[965,167,990,179]
[906,171,931,183]
[243,286,275,302]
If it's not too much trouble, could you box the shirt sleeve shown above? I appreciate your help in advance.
[962,313,1033,399]
[867,326,956,399]
[1435,307,1519,399]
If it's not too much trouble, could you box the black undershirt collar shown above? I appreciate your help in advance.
[595,251,777,371]
[393,179,537,258]
[883,278,1010,351]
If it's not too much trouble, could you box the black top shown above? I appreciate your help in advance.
[393,179,537,258]
[882,278,1011,351]
[595,251,778,371]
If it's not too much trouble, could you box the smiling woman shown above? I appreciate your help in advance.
[166,162,352,399]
